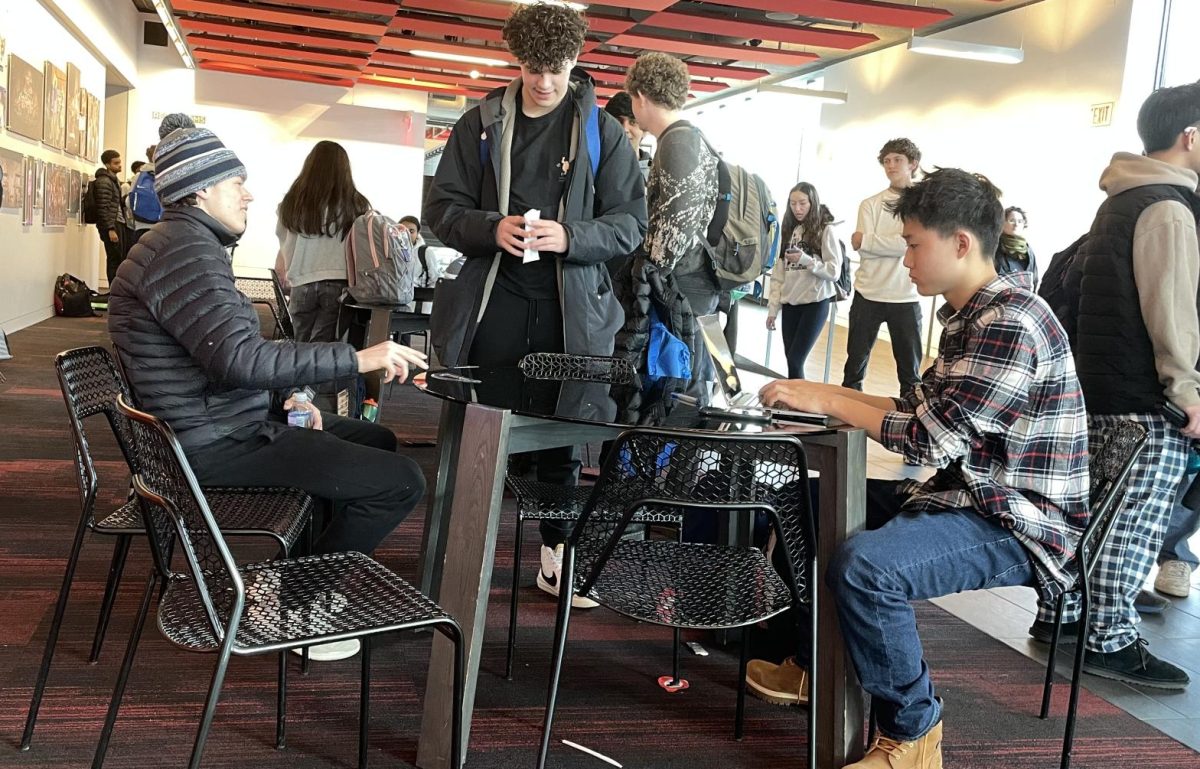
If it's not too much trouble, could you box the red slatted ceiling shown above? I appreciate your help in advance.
[172,0,1012,105]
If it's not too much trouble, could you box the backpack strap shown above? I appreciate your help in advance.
[479,104,601,177]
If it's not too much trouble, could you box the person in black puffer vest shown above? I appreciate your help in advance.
[1031,82,1200,691]
[108,127,429,662]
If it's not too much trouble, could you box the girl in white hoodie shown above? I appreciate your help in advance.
[767,182,843,379]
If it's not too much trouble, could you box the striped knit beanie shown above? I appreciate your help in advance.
[154,127,247,205]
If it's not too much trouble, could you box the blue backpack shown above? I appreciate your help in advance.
[129,170,162,223]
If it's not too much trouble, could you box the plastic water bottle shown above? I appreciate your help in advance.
[288,390,313,429]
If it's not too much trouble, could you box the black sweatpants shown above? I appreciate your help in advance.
[469,284,579,547]
[841,294,923,395]
[188,414,424,555]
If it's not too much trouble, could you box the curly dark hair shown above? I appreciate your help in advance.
[626,52,690,111]
[877,137,921,166]
[888,168,1004,256]
[502,3,587,72]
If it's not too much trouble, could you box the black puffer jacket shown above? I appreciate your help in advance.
[107,207,359,452]
[93,167,123,232]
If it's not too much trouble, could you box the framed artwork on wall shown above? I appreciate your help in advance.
[21,156,34,225]
[65,63,81,156]
[43,164,68,226]
[87,93,100,160]
[0,148,24,212]
[67,168,80,216]
[6,55,44,141]
[32,158,44,209]
[43,62,66,149]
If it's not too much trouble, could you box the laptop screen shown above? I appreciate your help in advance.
[696,313,742,400]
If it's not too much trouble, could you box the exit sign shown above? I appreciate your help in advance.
[1091,102,1114,127]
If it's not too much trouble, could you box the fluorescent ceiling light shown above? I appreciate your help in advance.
[511,0,588,10]
[757,84,848,104]
[150,0,195,69]
[908,36,1024,64]
[411,49,507,67]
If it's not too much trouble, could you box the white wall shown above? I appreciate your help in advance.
[1,0,110,333]
[126,43,428,273]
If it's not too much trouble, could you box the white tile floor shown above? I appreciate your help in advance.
[730,298,1200,750]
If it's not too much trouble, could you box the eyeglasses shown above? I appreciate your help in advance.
[1006,217,1026,225]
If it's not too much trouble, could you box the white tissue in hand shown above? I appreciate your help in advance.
[523,208,540,264]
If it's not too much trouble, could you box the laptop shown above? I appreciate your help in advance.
[695,313,832,426]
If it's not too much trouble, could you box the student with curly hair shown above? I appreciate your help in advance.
[994,205,1038,285]
[844,137,925,395]
[424,1,646,607]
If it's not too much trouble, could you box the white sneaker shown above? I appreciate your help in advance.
[1155,560,1194,598]
[290,638,361,661]
[536,544,599,609]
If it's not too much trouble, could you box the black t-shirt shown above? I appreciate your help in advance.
[495,93,574,300]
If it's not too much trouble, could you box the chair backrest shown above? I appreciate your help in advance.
[571,428,816,601]
[519,352,635,385]
[1078,420,1149,579]
[268,268,296,340]
[116,394,244,645]
[54,346,139,525]
[234,276,286,339]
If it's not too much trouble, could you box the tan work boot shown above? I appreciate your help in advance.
[844,720,943,769]
[745,656,809,706]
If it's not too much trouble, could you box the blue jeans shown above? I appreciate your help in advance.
[827,481,1035,741]
[1160,469,1200,568]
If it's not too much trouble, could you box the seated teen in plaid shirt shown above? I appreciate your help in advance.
[753,169,1089,769]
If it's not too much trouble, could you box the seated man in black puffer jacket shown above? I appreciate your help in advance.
[108,127,427,661]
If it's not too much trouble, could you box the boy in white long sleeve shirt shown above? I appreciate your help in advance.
[843,138,924,394]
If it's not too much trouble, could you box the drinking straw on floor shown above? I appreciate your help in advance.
[562,739,622,767]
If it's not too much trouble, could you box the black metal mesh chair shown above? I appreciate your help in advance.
[267,268,296,341]
[20,346,315,751]
[1039,419,1148,769]
[92,396,464,769]
[235,275,290,340]
[536,428,818,769]
[503,353,684,680]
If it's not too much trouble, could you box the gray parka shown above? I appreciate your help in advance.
[424,70,648,365]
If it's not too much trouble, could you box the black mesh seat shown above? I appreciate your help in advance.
[537,429,818,769]
[591,540,792,629]
[1038,420,1149,769]
[158,552,451,652]
[92,396,464,769]
[20,346,315,752]
[503,353,684,680]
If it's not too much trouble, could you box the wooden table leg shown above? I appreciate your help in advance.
[417,402,511,769]
[809,429,867,768]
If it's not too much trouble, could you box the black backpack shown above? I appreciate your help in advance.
[1037,233,1088,338]
[53,273,96,317]
[833,238,853,301]
[82,180,100,224]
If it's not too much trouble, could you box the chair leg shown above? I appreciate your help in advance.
[806,556,818,769]
[439,621,467,769]
[866,697,877,748]
[1061,586,1091,769]
[21,504,93,750]
[1041,592,1068,719]
[735,625,750,741]
[188,644,236,769]
[359,636,373,769]
[671,628,682,686]
[89,534,133,663]
[91,571,156,769]
[537,546,577,769]
[505,518,525,680]
[276,651,287,749]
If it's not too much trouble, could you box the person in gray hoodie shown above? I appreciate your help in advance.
[1029,81,1200,690]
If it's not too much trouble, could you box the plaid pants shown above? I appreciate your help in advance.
[1038,413,1189,652]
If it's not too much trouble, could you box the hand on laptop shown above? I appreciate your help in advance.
[759,379,830,414]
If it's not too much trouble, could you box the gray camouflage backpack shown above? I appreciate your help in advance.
[344,211,415,305]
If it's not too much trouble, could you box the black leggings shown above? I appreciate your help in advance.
[469,285,579,547]
[780,299,831,380]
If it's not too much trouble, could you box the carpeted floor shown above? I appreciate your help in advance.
[1,315,1197,768]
